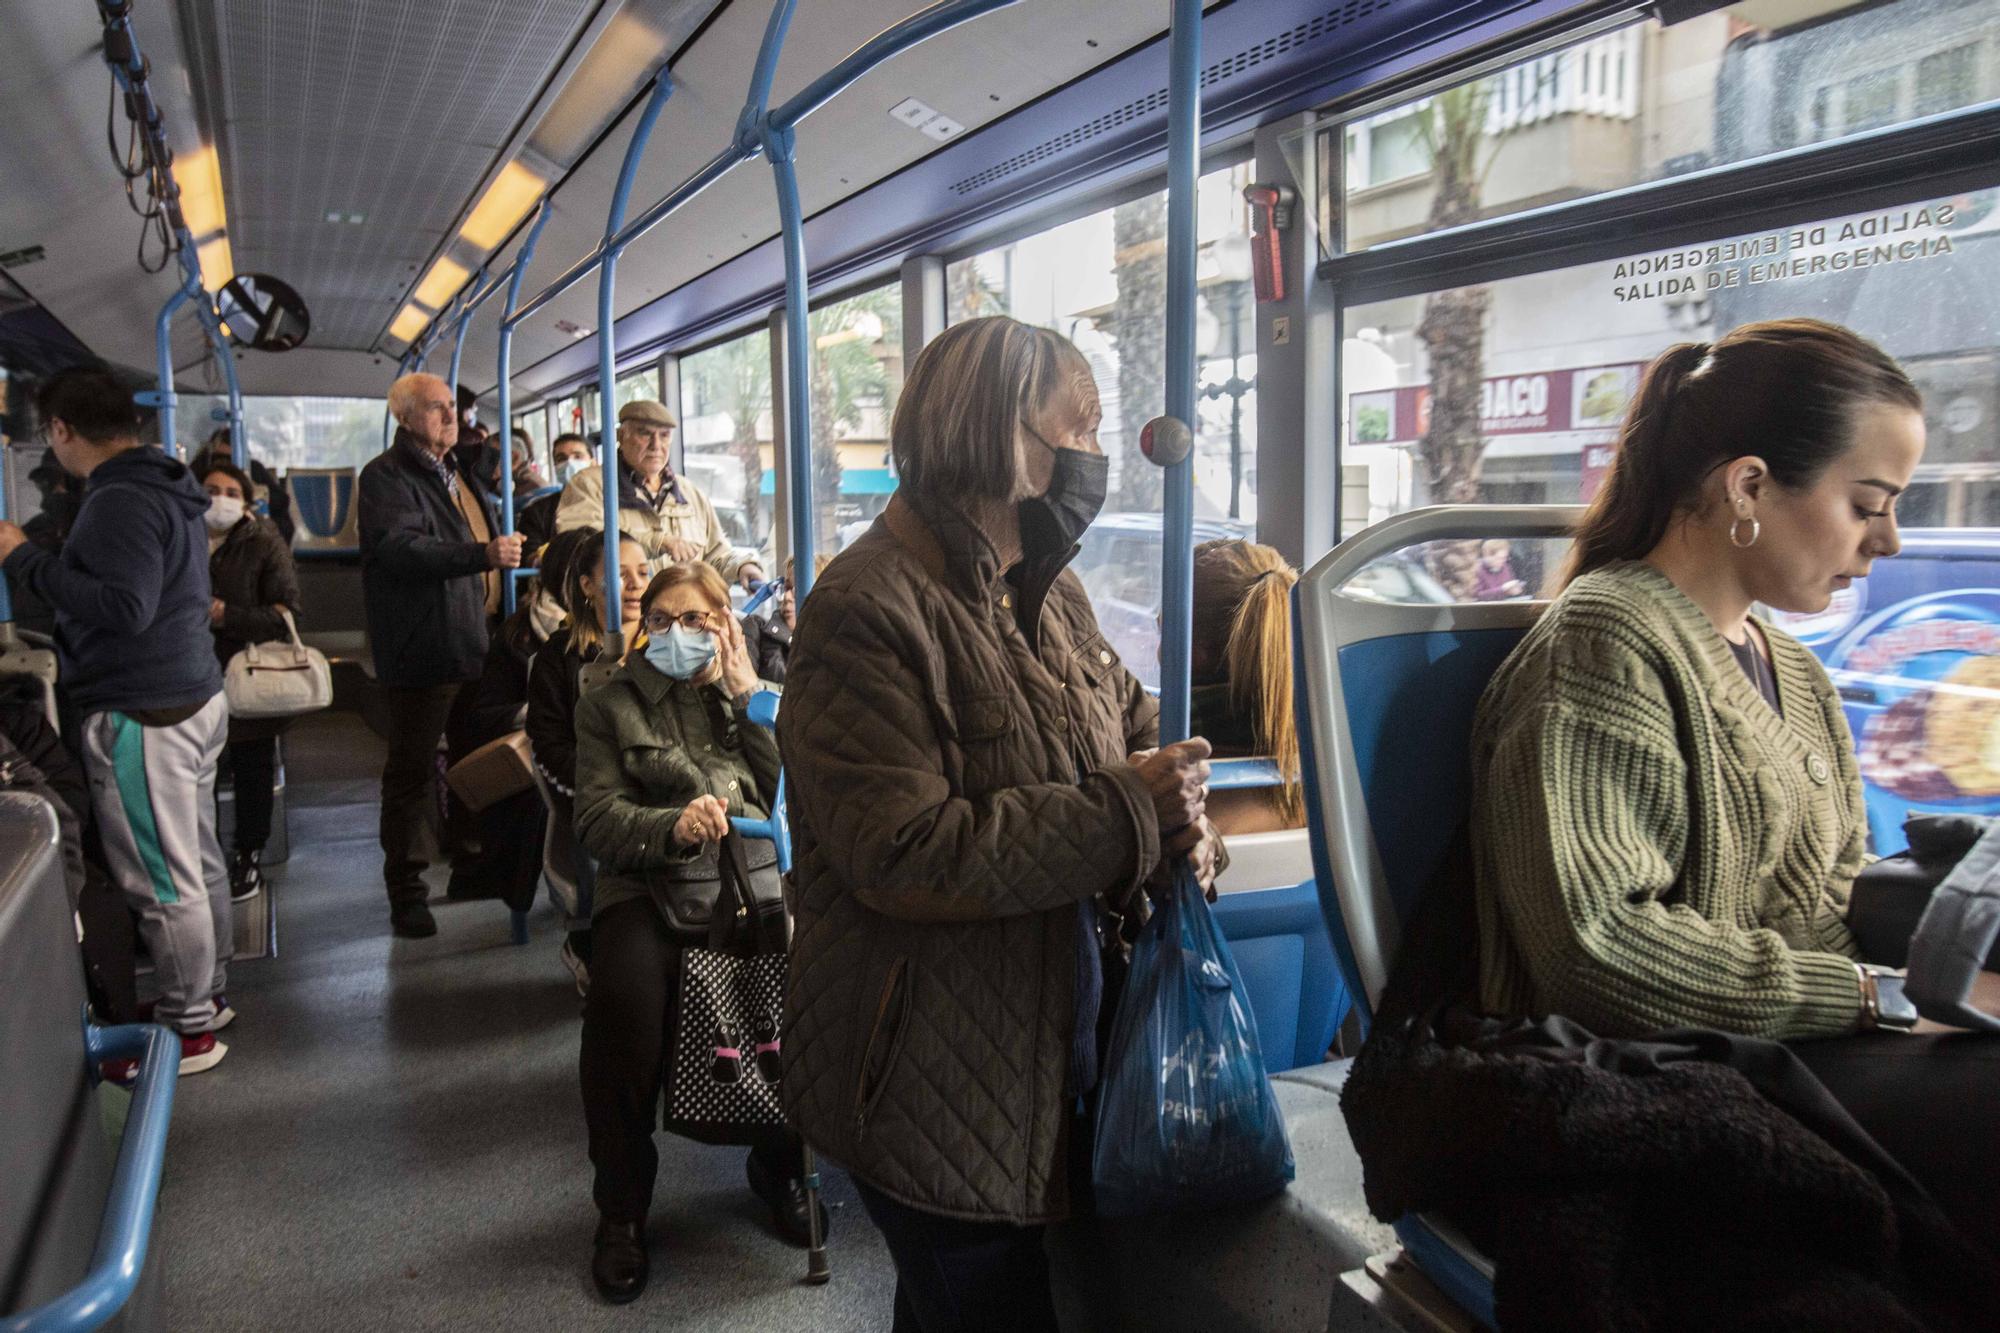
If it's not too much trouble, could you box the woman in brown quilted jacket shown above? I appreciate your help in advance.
[778,317,1222,1331]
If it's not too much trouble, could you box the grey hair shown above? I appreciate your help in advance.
[387,372,449,428]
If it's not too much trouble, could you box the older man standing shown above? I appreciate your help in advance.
[555,399,762,587]
[359,372,523,938]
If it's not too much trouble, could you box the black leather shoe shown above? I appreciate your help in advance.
[746,1152,830,1249]
[591,1219,648,1304]
[389,900,437,939]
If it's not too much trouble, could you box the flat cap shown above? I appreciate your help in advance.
[618,399,678,428]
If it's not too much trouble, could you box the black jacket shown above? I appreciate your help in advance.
[3,447,221,716]
[453,610,537,756]
[525,625,595,828]
[515,488,562,559]
[208,515,302,663]
[358,432,498,688]
[1341,828,2000,1332]
[741,612,792,684]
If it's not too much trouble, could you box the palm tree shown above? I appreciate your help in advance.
[685,332,771,538]
[1413,82,1496,597]
[809,288,901,548]
[1109,195,1168,513]
[948,258,1007,323]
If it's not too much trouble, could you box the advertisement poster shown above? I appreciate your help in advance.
[1775,573,2000,854]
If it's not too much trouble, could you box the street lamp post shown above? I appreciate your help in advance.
[1202,277,1253,520]
[1202,232,1255,521]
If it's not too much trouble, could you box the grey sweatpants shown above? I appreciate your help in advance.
[81,693,231,1033]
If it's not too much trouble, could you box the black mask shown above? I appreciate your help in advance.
[1018,433,1108,560]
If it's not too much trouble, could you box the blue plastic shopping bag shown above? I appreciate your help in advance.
[1091,864,1295,1216]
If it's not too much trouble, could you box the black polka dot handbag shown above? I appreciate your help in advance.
[661,829,790,1143]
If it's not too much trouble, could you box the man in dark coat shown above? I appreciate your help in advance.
[358,372,521,938]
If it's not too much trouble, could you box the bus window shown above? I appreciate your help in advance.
[1324,1,2000,256]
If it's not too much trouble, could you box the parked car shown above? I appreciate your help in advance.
[1074,512,1253,691]
[1340,554,1453,606]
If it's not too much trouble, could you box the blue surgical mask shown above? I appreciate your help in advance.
[555,457,590,487]
[644,623,716,680]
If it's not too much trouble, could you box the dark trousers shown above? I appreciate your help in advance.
[378,684,459,906]
[579,897,801,1224]
[228,735,277,853]
[1794,1032,2000,1260]
[854,1181,1060,1333]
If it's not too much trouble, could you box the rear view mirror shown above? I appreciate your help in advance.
[217,273,311,351]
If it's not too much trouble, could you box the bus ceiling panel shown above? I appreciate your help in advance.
[500,0,1588,402]
[469,0,1198,402]
[171,0,613,353]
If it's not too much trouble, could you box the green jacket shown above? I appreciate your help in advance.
[572,655,781,931]
[1472,560,1867,1040]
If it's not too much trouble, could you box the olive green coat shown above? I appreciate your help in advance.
[572,655,781,931]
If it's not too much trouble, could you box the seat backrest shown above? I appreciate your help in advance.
[1294,506,1581,1025]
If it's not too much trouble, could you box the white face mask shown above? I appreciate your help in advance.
[554,457,590,487]
[205,495,245,531]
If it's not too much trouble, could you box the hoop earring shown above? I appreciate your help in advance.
[1730,515,1761,549]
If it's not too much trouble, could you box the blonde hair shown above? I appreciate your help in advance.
[386,372,449,428]
[1192,539,1302,825]
[891,316,1097,501]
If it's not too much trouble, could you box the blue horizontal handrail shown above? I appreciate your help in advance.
[766,0,1016,135]
[5,1021,179,1333]
[501,0,1018,337]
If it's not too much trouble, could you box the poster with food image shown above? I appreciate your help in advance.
[1572,364,1640,429]
[1824,590,2000,844]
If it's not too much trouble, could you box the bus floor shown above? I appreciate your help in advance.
[152,707,895,1332]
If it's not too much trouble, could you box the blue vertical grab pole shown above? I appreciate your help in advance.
[196,300,247,469]
[1159,0,1203,746]
[597,75,677,646]
[150,265,202,460]
[746,0,811,599]
[498,200,555,614]
[764,137,816,603]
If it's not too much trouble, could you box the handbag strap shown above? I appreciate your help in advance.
[707,828,755,953]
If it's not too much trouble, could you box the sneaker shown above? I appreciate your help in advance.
[228,849,265,902]
[99,1058,138,1088]
[390,899,438,939]
[138,997,233,1031]
[560,934,591,999]
[179,1032,228,1075]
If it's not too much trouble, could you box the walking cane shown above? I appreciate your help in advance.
[802,1142,831,1283]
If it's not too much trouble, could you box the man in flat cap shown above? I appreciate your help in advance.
[555,399,763,588]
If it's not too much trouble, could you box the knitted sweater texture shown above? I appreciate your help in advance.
[1471,560,1867,1039]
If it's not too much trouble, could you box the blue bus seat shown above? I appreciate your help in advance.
[1295,505,1582,1331]
[1205,757,1348,1073]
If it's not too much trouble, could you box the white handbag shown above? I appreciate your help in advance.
[223,609,332,719]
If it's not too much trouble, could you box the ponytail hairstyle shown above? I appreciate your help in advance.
[1192,539,1302,825]
[1562,318,1921,587]
[551,527,612,659]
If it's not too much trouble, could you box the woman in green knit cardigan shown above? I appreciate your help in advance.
[1473,318,1999,1255]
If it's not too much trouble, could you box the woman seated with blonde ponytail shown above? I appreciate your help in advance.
[1189,539,1305,835]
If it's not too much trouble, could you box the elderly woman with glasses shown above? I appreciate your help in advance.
[570,561,821,1305]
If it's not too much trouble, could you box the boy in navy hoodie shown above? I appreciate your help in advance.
[0,365,233,1075]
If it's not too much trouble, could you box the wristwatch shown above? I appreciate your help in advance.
[1858,964,1919,1032]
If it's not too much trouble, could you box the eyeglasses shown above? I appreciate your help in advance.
[643,609,717,634]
